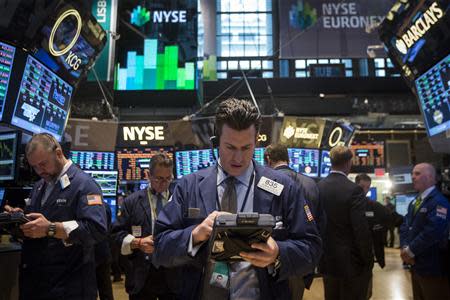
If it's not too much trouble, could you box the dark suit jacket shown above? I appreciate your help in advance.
[318,172,373,278]
[112,189,177,296]
[153,162,322,300]
[366,199,391,268]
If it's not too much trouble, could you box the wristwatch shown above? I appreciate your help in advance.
[47,222,56,237]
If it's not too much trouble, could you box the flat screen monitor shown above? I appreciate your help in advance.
[320,150,331,178]
[415,53,450,137]
[0,187,5,207]
[84,170,118,197]
[103,196,117,223]
[287,148,320,177]
[116,148,174,181]
[11,55,73,141]
[0,131,19,181]
[253,147,265,166]
[350,142,385,173]
[175,149,218,179]
[395,193,417,216]
[367,187,377,201]
[0,41,16,121]
[70,151,115,171]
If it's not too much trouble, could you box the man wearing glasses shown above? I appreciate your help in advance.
[112,153,177,300]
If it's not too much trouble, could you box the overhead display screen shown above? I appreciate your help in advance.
[175,149,217,179]
[70,151,115,171]
[320,150,331,178]
[0,132,19,181]
[117,147,174,181]
[288,148,320,177]
[0,41,16,121]
[350,142,385,172]
[85,170,118,197]
[114,0,197,90]
[415,53,450,136]
[11,55,73,141]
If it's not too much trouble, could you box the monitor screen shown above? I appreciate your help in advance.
[175,149,217,179]
[320,150,331,178]
[415,53,450,136]
[288,148,320,177]
[350,142,385,172]
[0,41,16,121]
[84,170,118,197]
[70,151,115,171]
[103,196,117,223]
[11,55,73,141]
[367,187,377,201]
[0,132,19,181]
[0,187,5,207]
[253,147,265,166]
[395,193,417,216]
[117,147,174,181]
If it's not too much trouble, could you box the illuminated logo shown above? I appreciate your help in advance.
[396,2,444,54]
[123,126,165,145]
[49,9,82,57]
[130,5,187,26]
[283,126,296,139]
[257,134,267,142]
[96,0,108,23]
[328,127,343,147]
[131,5,150,27]
[289,0,317,30]
[433,110,443,124]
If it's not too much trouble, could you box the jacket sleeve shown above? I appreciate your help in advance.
[399,203,411,247]
[349,185,372,266]
[409,199,450,256]
[276,182,322,281]
[153,178,205,269]
[111,197,133,248]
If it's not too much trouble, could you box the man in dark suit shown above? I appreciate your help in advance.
[264,143,324,300]
[400,163,450,300]
[318,146,373,300]
[112,153,176,300]
[153,98,322,300]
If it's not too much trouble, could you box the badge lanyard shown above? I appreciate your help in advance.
[146,187,165,235]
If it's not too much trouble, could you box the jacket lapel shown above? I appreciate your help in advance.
[198,167,219,214]
[253,164,273,214]
[41,164,78,210]
[140,189,153,228]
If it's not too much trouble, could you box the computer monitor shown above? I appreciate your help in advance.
[288,148,320,177]
[116,147,174,181]
[253,147,265,166]
[103,196,117,223]
[70,151,115,171]
[367,187,377,201]
[320,150,331,178]
[175,149,218,179]
[0,187,5,208]
[350,142,385,173]
[0,41,16,121]
[0,131,20,181]
[10,55,73,141]
[395,193,417,216]
[84,170,118,197]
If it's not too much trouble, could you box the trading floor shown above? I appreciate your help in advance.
[109,248,413,300]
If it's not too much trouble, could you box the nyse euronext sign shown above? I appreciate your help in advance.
[131,5,187,27]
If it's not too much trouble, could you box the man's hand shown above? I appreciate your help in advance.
[3,205,23,213]
[191,211,230,246]
[20,213,50,238]
[400,248,415,265]
[240,236,280,268]
[139,236,154,254]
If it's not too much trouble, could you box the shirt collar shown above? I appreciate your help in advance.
[47,160,72,185]
[330,170,348,177]
[420,186,435,199]
[217,159,254,187]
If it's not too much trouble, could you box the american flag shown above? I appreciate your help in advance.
[304,204,314,222]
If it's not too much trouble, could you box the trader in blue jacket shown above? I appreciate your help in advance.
[400,162,450,300]
[153,98,322,300]
[8,133,108,300]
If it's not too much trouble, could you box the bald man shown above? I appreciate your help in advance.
[400,163,450,300]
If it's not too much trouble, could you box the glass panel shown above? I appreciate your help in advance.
[239,60,250,69]
[251,60,261,69]
[280,60,289,77]
[374,58,385,68]
[262,71,273,78]
[217,72,227,79]
[296,71,307,78]
[341,59,352,68]
[375,69,386,77]
[295,60,306,69]
[318,59,329,64]
[306,59,317,66]
[217,61,228,70]
[386,58,394,68]
[262,60,273,69]
[345,70,353,77]
[228,61,239,70]
[329,59,340,64]
[359,59,369,77]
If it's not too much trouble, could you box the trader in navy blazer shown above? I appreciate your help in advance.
[5,133,108,300]
[112,153,177,300]
[400,163,450,300]
[153,98,322,300]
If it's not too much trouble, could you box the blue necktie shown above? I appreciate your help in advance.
[156,193,163,215]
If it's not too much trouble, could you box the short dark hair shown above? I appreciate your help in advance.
[149,153,173,175]
[215,98,261,138]
[355,173,371,184]
[25,133,61,157]
[265,144,289,163]
[330,146,353,168]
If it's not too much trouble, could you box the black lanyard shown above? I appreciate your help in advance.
[215,168,255,213]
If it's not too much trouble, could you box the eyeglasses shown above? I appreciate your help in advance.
[152,176,173,183]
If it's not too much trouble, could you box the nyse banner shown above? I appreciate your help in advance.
[279,0,394,58]
[279,117,326,148]
[117,122,171,147]
[65,118,118,151]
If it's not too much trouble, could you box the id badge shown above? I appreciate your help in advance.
[209,261,229,289]
[132,225,142,237]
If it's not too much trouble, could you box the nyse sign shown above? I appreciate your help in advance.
[122,125,165,146]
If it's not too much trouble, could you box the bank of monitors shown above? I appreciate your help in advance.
[175,149,217,179]
[0,41,16,121]
[350,142,384,173]
[320,150,331,178]
[84,171,118,197]
[116,148,174,181]
[395,193,417,216]
[10,55,73,141]
[288,148,320,178]
[415,53,450,137]
[70,151,115,171]
[0,131,20,181]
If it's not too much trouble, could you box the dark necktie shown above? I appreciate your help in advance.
[156,193,163,215]
[221,177,237,213]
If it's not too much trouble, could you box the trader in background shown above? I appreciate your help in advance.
[6,133,107,300]
[400,163,450,300]
[112,153,176,300]
[152,98,321,300]
[318,146,373,300]
[264,143,324,300]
